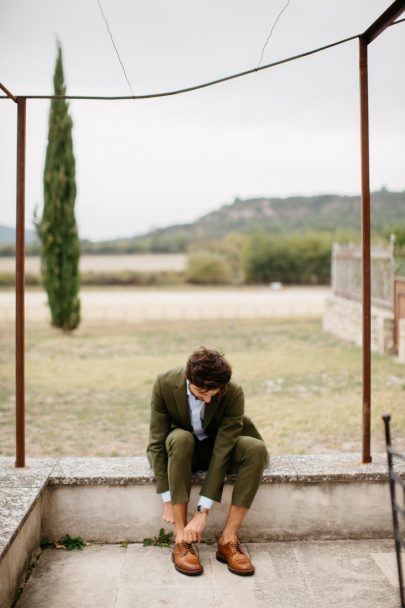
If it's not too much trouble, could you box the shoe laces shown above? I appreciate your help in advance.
[231,540,252,560]
[181,541,199,559]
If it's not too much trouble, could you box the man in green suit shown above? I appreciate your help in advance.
[147,346,269,576]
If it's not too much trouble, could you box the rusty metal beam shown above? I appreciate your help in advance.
[359,40,372,464]
[361,0,405,44]
[15,97,26,468]
[0,82,17,103]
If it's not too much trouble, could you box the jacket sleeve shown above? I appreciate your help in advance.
[199,386,244,502]
[147,375,172,494]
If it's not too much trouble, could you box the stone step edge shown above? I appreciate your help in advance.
[45,453,404,486]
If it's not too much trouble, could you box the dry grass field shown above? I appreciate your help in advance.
[0,254,187,274]
[1,317,404,457]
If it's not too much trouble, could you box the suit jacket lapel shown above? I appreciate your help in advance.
[202,394,219,431]
[173,368,192,431]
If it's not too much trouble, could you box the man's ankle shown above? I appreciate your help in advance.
[175,529,185,544]
[219,532,238,545]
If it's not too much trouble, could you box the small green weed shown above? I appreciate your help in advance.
[12,587,23,607]
[58,534,85,550]
[11,550,42,607]
[39,537,54,550]
[27,554,40,575]
[143,528,173,547]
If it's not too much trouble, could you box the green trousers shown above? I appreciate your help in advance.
[165,425,269,509]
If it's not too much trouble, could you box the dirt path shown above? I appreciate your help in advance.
[0,286,330,323]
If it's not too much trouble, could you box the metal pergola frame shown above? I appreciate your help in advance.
[1,0,404,467]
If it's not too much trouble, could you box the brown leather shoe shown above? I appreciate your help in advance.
[172,542,204,576]
[216,540,255,575]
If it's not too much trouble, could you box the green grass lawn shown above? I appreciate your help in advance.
[1,318,404,457]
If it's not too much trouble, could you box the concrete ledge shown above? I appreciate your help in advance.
[42,453,405,544]
[0,457,57,608]
[45,453,397,486]
[42,476,395,544]
[0,498,43,608]
[1,453,405,607]
[0,458,56,559]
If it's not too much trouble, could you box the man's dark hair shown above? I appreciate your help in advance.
[185,347,232,396]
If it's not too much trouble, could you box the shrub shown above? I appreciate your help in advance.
[187,232,247,284]
[185,252,232,285]
[243,231,332,285]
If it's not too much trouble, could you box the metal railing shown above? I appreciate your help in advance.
[383,414,405,608]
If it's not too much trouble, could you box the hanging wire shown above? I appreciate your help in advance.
[0,17,404,102]
[0,33,358,100]
[258,0,291,68]
[96,0,135,96]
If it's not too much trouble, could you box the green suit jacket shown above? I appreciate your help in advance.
[146,365,268,503]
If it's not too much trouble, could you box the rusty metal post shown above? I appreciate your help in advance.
[359,39,372,464]
[16,97,26,468]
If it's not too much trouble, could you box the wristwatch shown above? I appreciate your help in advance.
[196,505,210,515]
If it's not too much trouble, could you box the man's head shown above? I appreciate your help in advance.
[185,347,232,403]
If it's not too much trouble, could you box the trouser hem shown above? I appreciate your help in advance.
[231,499,252,509]
[171,495,191,505]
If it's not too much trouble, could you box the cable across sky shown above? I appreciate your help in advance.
[0,18,404,102]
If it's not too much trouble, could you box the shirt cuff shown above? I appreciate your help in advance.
[197,495,214,510]
[160,490,172,502]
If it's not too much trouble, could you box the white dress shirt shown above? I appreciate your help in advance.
[161,378,214,509]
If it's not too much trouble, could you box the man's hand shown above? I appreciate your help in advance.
[182,511,207,543]
[162,501,175,524]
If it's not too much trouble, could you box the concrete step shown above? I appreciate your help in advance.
[42,453,405,542]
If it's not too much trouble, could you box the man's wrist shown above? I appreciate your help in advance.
[195,505,210,515]
[197,496,214,510]
[194,511,208,520]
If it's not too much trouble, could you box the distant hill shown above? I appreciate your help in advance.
[1,188,404,254]
[0,224,39,245]
[96,188,405,253]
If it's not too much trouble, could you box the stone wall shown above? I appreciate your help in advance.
[398,319,405,363]
[323,295,394,355]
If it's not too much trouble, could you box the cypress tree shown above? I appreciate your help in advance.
[38,42,81,330]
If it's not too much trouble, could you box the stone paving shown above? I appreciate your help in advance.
[15,539,404,608]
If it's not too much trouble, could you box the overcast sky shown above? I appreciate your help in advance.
[1,0,404,241]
